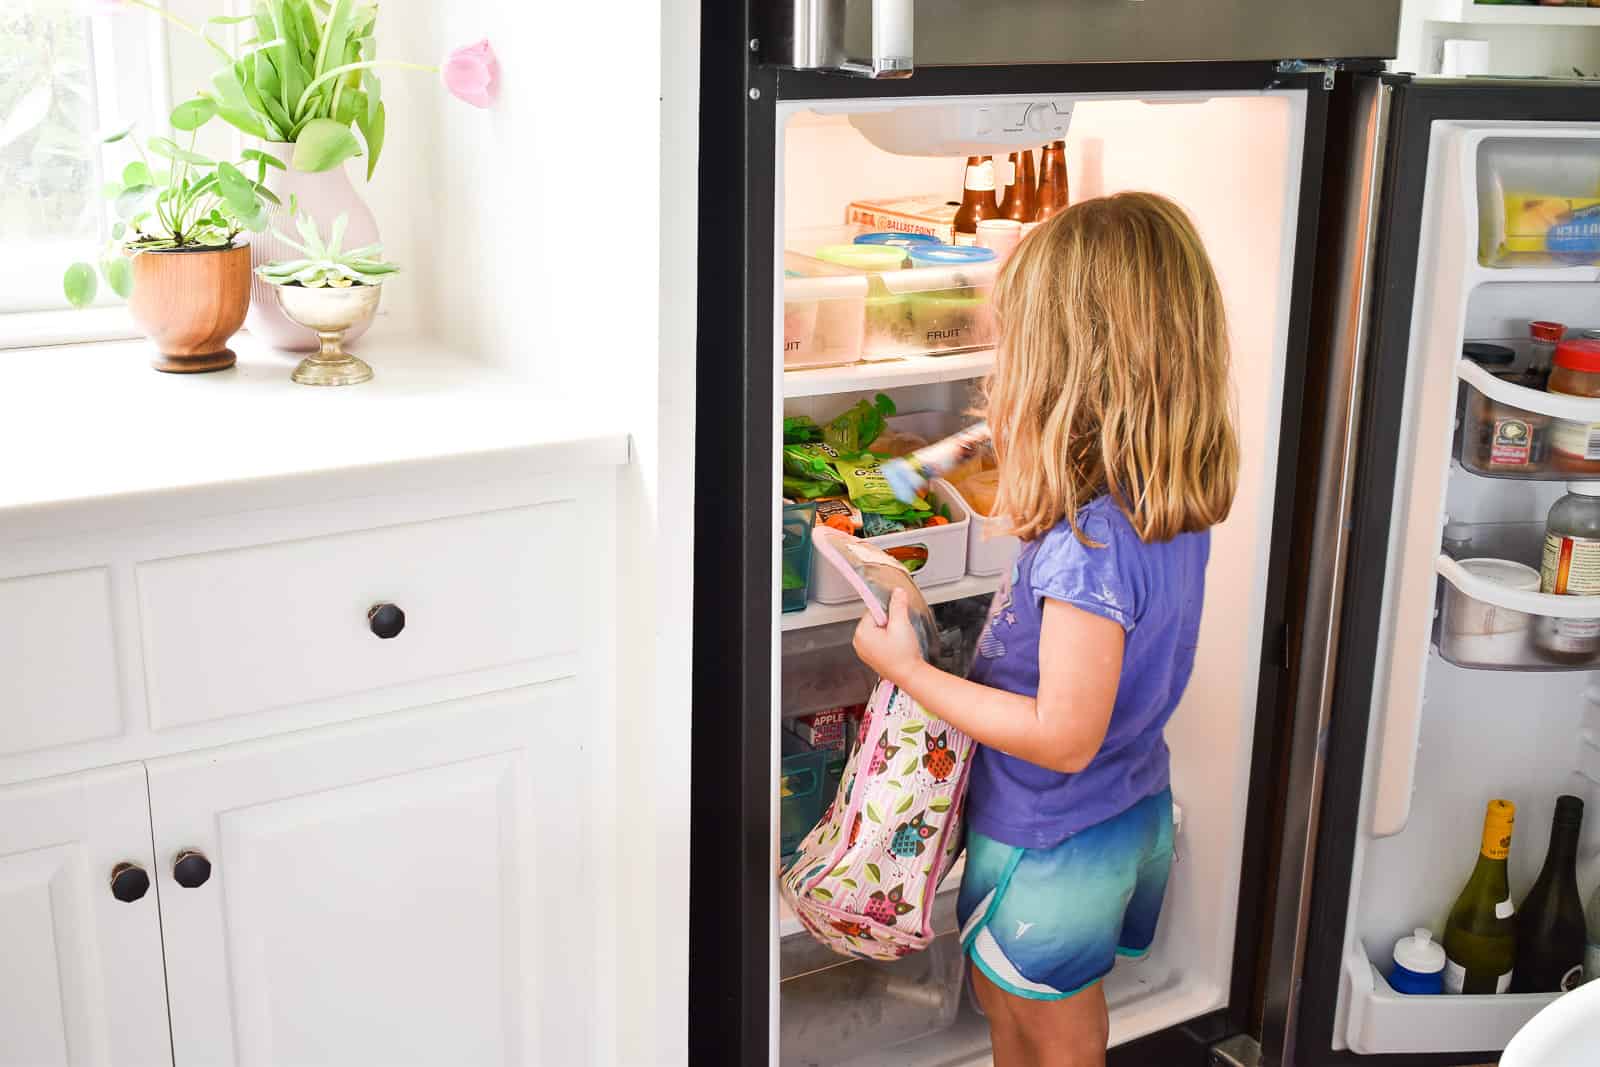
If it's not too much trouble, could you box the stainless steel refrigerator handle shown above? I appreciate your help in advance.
[782,0,914,78]
[1259,77,1393,1067]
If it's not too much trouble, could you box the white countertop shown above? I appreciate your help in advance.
[0,331,628,539]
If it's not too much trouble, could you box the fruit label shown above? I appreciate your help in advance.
[1549,418,1600,461]
[1490,417,1534,466]
[1541,533,1600,596]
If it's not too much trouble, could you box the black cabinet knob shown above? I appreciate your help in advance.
[173,850,211,888]
[367,602,405,639]
[109,862,150,903]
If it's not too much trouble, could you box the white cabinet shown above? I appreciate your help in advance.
[148,683,588,1067]
[0,766,171,1067]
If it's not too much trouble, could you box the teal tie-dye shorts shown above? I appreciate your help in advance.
[956,788,1174,1000]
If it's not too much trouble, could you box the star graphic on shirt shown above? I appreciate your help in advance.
[1004,612,1017,626]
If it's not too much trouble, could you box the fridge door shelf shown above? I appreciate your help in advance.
[1342,947,1559,1056]
[1435,523,1600,670]
[784,347,994,399]
[1478,135,1600,268]
[1457,357,1600,481]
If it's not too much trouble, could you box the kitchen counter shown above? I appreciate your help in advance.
[0,331,628,541]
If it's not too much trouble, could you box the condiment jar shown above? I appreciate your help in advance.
[1547,339,1600,473]
[1535,482,1600,663]
[1464,342,1548,473]
[1390,928,1446,995]
[1530,320,1566,380]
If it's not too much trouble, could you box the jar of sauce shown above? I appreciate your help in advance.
[1548,339,1600,473]
[1465,342,1548,472]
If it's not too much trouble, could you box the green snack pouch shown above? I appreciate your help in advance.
[783,474,838,499]
[783,441,847,488]
[784,415,822,444]
[831,454,930,516]
[861,512,909,537]
[823,393,896,454]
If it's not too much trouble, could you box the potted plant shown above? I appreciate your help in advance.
[63,118,275,373]
[92,0,496,350]
[255,211,398,386]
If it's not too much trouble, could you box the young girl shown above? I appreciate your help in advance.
[853,192,1238,1067]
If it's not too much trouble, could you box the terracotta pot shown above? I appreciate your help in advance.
[128,244,252,374]
[245,141,380,352]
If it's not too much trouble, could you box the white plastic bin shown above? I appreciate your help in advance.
[808,479,970,604]
[784,251,869,370]
[940,477,1020,579]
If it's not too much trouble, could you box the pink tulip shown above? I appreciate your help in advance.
[442,40,499,109]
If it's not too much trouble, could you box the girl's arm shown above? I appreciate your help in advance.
[853,588,1123,774]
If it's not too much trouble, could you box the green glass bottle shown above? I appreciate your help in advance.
[1442,799,1518,994]
[1510,796,1586,993]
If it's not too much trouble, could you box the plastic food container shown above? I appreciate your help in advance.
[1434,521,1600,669]
[782,252,868,369]
[780,733,826,863]
[942,476,1021,578]
[1547,338,1600,473]
[872,260,999,358]
[782,503,817,613]
[781,621,875,715]
[854,231,942,252]
[1478,137,1600,266]
[1454,347,1600,480]
[814,244,909,273]
[779,881,965,1065]
[808,479,971,604]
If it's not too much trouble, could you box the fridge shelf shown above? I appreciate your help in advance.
[1344,948,1558,1056]
[1456,357,1600,481]
[779,573,1002,632]
[1435,521,1600,670]
[1469,261,1600,287]
[783,348,995,399]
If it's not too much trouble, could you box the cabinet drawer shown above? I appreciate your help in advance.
[0,568,122,757]
[136,502,582,728]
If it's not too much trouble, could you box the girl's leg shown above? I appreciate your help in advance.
[972,962,1108,1067]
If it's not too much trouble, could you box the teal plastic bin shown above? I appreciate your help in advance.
[780,732,826,862]
[782,503,817,613]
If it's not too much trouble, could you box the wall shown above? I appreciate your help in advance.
[1396,0,1600,76]
[377,2,698,1063]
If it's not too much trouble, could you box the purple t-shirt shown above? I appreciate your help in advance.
[965,495,1209,848]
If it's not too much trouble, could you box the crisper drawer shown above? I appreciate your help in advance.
[136,502,581,728]
[780,884,964,1067]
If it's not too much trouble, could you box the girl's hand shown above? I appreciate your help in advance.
[852,588,924,686]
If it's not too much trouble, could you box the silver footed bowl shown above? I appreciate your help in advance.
[272,283,383,386]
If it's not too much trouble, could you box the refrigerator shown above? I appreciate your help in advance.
[690,2,1600,1063]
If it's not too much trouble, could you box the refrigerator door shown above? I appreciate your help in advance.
[1286,75,1600,1066]
[756,0,1400,76]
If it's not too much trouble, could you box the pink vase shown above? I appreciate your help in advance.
[245,142,381,352]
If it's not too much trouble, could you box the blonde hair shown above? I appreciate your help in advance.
[985,191,1239,545]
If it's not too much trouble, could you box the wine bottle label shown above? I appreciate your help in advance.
[1560,963,1585,992]
[1481,800,1515,860]
[1541,532,1600,596]
[1441,959,1509,994]
[1498,970,1513,993]
[1494,898,1515,919]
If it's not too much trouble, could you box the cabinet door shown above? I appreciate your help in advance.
[148,682,589,1067]
[0,765,171,1067]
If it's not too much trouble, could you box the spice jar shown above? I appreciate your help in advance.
[1529,320,1566,382]
[1536,483,1600,663]
[1464,342,1547,473]
[1547,338,1600,473]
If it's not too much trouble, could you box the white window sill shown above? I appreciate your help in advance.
[0,307,141,351]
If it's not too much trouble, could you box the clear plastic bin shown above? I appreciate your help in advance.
[1478,137,1600,267]
[783,503,818,613]
[1435,521,1600,670]
[808,479,971,604]
[1457,349,1600,480]
[779,882,964,1066]
[781,620,874,716]
[784,252,869,369]
[781,733,827,863]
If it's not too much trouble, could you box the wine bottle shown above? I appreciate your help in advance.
[1511,795,1587,992]
[1442,799,1518,994]
[1585,878,1600,983]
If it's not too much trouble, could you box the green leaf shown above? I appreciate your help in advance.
[169,97,217,132]
[813,888,832,901]
[149,138,213,165]
[334,87,363,126]
[865,803,881,824]
[102,256,133,299]
[865,863,880,884]
[115,184,154,219]
[315,0,356,84]
[840,878,857,890]
[355,97,383,181]
[827,863,849,878]
[206,13,257,24]
[291,118,360,172]
[100,181,122,200]
[110,221,126,240]
[63,263,97,307]
[928,796,952,812]
[252,184,282,206]
[241,148,287,170]
[122,161,151,188]
[899,756,918,776]
[895,794,914,814]
[215,103,270,141]
[900,723,924,735]
[100,122,134,144]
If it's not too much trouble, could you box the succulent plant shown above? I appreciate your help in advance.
[256,211,399,288]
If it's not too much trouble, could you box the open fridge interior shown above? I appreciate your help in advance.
[770,89,1310,1065]
[1337,121,1600,1057]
